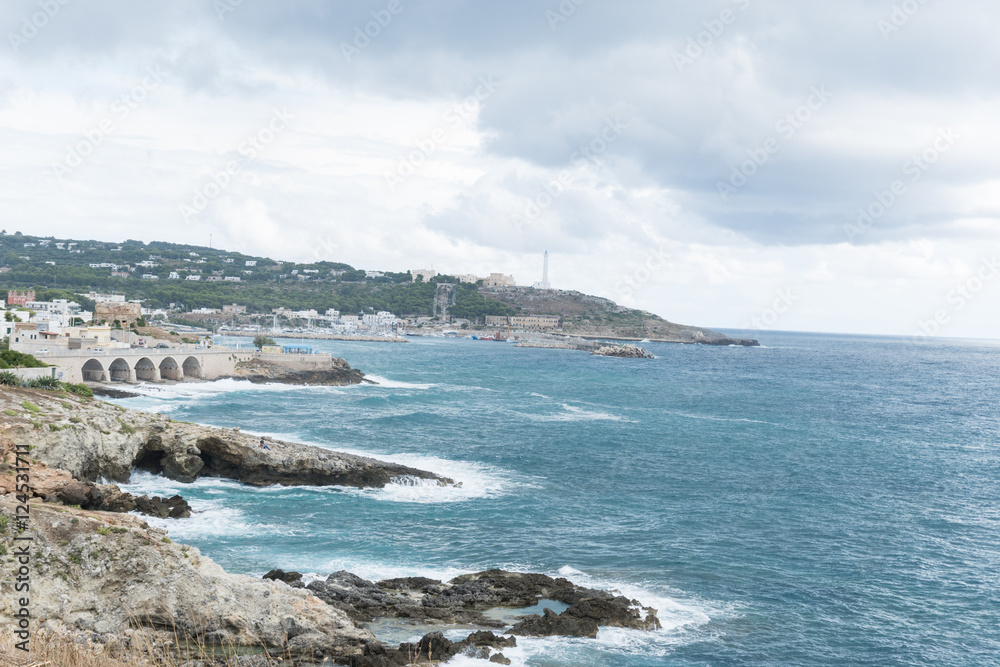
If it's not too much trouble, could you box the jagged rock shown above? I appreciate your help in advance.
[134,494,192,519]
[160,452,205,483]
[509,607,600,638]
[458,630,516,649]
[57,479,104,507]
[263,569,304,586]
[308,571,402,622]
[490,653,512,664]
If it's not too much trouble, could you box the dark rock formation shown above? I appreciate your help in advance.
[263,569,304,586]
[56,480,191,518]
[226,357,365,386]
[144,425,455,489]
[349,630,517,666]
[292,567,661,651]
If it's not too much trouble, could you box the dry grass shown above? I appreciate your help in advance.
[0,626,290,667]
[0,628,158,667]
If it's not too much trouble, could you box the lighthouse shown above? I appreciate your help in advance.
[534,251,551,290]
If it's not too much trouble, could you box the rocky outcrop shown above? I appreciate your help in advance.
[591,344,655,358]
[145,424,453,488]
[350,630,516,666]
[0,499,373,662]
[296,568,660,641]
[227,357,366,386]
[0,437,190,519]
[0,386,452,489]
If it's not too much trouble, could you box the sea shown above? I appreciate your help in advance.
[109,331,1000,666]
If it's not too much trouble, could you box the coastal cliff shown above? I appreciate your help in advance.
[0,386,663,664]
[0,497,374,661]
[0,386,451,488]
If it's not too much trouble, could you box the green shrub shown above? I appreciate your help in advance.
[69,416,82,424]
[117,417,136,435]
[0,350,46,368]
[0,371,18,386]
[62,382,94,398]
[20,401,41,413]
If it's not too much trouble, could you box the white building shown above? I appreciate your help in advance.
[411,269,437,282]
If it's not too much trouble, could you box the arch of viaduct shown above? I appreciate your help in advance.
[51,349,255,384]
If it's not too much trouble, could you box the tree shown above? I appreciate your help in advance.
[253,335,276,350]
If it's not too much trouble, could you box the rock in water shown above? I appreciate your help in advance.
[591,344,655,358]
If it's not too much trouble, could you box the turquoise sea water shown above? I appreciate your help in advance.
[112,332,1000,666]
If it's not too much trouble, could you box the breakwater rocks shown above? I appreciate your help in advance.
[265,568,661,664]
[0,498,373,661]
[0,386,451,489]
[591,344,655,358]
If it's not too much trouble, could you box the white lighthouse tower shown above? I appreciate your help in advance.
[534,251,551,290]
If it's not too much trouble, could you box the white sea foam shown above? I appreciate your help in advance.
[342,454,512,504]
[302,560,470,586]
[244,433,520,504]
[670,411,773,425]
[363,374,436,390]
[526,403,628,423]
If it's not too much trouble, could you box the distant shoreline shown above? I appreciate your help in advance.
[218,330,409,343]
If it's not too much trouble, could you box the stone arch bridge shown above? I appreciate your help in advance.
[48,348,255,384]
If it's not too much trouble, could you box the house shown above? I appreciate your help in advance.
[245,260,257,267]
[141,274,159,280]
[185,275,201,281]
[223,276,241,282]
[222,304,246,314]
[169,272,180,280]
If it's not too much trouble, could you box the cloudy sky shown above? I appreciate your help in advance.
[2,0,998,337]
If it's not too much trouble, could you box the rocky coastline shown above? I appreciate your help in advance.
[0,385,663,664]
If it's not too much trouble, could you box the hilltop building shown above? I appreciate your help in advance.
[484,273,516,288]
[7,290,35,306]
[411,269,437,282]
